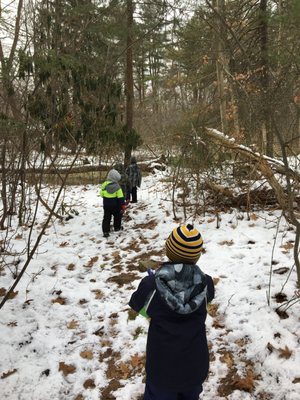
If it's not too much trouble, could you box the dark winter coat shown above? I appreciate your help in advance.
[113,163,128,198]
[129,262,215,392]
[125,160,142,190]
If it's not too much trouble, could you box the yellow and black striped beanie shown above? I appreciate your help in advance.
[166,224,203,264]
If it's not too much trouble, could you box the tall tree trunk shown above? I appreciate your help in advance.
[0,0,24,121]
[259,0,273,156]
[214,0,227,134]
[0,139,8,230]
[124,0,134,167]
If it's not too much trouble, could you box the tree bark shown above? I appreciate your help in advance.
[0,0,24,120]
[214,0,227,134]
[259,0,273,156]
[124,0,134,167]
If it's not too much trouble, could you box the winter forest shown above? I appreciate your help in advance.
[1,0,300,399]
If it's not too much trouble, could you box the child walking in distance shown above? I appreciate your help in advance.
[125,156,142,203]
[99,169,125,237]
[129,224,215,400]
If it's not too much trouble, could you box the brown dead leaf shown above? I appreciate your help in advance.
[7,321,18,327]
[207,303,219,317]
[235,338,248,348]
[7,291,18,300]
[278,345,292,359]
[85,256,99,268]
[83,379,96,389]
[267,342,275,353]
[67,319,79,329]
[250,213,258,221]
[91,289,103,299]
[280,242,293,251]
[293,377,300,384]
[232,369,255,392]
[52,297,66,305]
[99,348,113,361]
[0,287,6,297]
[207,218,215,223]
[118,362,130,379]
[275,308,289,319]
[111,251,121,264]
[74,395,84,400]
[1,369,17,379]
[130,354,144,368]
[212,318,225,329]
[80,350,93,360]
[134,219,158,230]
[15,234,23,239]
[67,263,75,271]
[128,309,138,321]
[274,292,287,303]
[219,351,234,368]
[101,379,122,399]
[267,343,292,359]
[219,240,234,246]
[100,339,112,347]
[107,273,138,286]
[59,362,76,376]
[213,277,220,285]
[59,241,69,247]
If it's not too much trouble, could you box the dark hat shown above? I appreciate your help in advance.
[166,224,203,264]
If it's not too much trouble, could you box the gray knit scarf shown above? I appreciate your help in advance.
[155,263,207,314]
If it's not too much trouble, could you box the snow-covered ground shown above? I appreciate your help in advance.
[0,170,300,400]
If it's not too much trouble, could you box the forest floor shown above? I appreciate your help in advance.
[0,170,300,400]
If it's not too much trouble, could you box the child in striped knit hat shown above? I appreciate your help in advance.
[129,224,215,400]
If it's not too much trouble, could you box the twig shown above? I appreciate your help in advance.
[267,213,282,306]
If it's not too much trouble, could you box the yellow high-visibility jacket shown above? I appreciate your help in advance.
[100,180,124,209]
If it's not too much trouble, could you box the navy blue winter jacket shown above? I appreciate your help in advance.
[129,262,215,392]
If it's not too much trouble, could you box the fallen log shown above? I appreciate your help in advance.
[203,128,296,212]
[0,158,165,175]
[205,128,300,181]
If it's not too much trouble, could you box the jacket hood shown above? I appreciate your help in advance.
[105,181,120,194]
[155,263,207,314]
[107,169,121,182]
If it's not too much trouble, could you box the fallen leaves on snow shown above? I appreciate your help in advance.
[1,369,17,379]
[59,362,76,376]
[267,342,293,359]
[80,350,93,360]
[67,319,79,329]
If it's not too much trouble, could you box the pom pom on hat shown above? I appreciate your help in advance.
[166,224,203,264]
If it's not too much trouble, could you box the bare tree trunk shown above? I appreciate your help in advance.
[259,0,273,156]
[124,0,134,167]
[0,139,8,230]
[272,119,300,287]
[214,0,227,134]
[18,130,28,225]
[0,0,24,120]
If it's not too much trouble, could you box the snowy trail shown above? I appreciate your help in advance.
[1,173,300,399]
